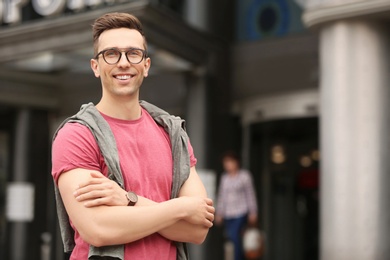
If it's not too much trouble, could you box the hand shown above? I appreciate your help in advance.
[177,197,215,228]
[74,172,128,207]
[248,213,258,226]
[214,215,223,226]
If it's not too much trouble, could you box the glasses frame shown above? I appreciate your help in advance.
[95,47,148,65]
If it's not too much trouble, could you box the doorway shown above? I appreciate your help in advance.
[0,107,55,260]
[0,106,15,260]
[249,117,319,260]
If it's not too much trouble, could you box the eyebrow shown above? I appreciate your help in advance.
[102,47,145,51]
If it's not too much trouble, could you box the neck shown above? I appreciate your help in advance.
[228,170,238,176]
[96,96,141,120]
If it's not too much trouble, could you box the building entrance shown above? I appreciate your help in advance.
[0,107,16,260]
[249,117,319,260]
[0,107,54,260]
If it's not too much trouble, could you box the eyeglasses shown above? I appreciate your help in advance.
[95,48,147,65]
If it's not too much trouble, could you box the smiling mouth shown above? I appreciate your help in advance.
[115,75,132,80]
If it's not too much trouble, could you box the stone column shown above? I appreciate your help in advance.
[185,68,215,260]
[297,1,390,259]
[185,67,208,169]
[319,19,390,260]
[9,109,32,260]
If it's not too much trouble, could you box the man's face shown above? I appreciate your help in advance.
[90,28,151,100]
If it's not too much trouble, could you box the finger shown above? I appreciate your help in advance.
[77,179,104,189]
[90,171,105,178]
[74,183,102,196]
[205,198,213,206]
[76,189,105,201]
[207,211,215,222]
[83,197,106,207]
[208,205,215,213]
[75,192,93,202]
[79,175,113,190]
[78,172,106,188]
[204,217,214,228]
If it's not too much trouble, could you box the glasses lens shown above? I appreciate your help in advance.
[126,49,144,64]
[103,49,121,64]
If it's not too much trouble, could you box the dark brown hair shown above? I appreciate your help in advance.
[92,12,147,55]
[222,150,241,164]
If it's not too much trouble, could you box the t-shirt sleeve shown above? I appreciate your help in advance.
[51,122,103,185]
[187,138,197,167]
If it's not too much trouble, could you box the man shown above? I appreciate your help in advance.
[51,12,214,260]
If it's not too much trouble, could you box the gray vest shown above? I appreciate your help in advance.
[53,101,191,259]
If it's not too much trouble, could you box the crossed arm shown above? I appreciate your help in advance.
[58,166,214,247]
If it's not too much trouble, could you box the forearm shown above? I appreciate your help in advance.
[159,221,209,244]
[159,166,213,244]
[246,188,258,213]
[70,198,185,247]
[63,167,214,246]
[87,196,212,246]
[138,196,209,244]
[59,169,202,247]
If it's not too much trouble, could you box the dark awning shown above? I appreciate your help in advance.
[0,0,219,64]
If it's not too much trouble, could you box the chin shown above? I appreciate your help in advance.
[115,88,139,98]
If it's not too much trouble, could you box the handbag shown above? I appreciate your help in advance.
[242,226,265,259]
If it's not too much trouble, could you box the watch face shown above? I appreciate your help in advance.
[127,191,138,206]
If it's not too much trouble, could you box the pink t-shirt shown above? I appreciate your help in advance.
[52,108,197,260]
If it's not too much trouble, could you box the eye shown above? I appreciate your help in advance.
[105,49,120,57]
[128,49,143,57]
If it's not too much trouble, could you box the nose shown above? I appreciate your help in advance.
[117,52,131,67]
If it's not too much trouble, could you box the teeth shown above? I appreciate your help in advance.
[116,75,131,80]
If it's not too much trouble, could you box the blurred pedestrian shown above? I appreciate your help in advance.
[215,150,258,260]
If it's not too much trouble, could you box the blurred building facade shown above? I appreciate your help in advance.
[0,0,389,260]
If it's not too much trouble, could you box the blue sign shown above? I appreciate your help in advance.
[237,0,305,41]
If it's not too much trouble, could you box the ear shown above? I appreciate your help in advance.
[143,57,151,77]
[90,59,100,78]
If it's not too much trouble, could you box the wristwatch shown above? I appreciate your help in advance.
[126,191,138,206]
